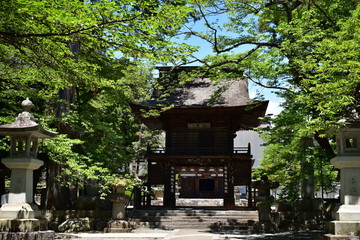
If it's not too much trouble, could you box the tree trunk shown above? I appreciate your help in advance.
[46,42,79,210]
[314,132,336,159]
[45,87,75,210]
[45,159,71,210]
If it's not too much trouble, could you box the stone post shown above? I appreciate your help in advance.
[300,137,315,200]
[252,175,279,233]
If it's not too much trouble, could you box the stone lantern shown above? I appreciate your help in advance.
[328,119,360,237]
[105,181,132,233]
[0,98,57,231]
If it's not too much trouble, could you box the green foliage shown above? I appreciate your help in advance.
[0,0,198,202]
[0,61,157,198]
[183,0,356,200]
[0,0,197,86]
[185,0,360,125]
[254,106,338,201]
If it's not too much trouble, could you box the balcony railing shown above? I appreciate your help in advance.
[148,143,251,155]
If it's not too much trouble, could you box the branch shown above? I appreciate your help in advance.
[187,46,262,77]
[208,45,262,69]
[310,0,337,28]
[314,131,336,159]
[0,14,142,38]
[191,46,292,92]
[178,28,280,54]
[217,40,279,53]
[0,77,21,81]
[266,0,303,23]
[197,4,220,53]
[180,27,217,50]
[247,75,293,93]
[84,32,165,56]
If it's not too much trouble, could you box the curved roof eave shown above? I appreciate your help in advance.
[130,100,269,131]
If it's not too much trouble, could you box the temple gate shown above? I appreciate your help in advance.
[131,67,268,209]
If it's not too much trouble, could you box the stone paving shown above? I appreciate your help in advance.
[56,228,325,240]
[216,230,325,239]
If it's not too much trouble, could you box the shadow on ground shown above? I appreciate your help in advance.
[212,230,325,240]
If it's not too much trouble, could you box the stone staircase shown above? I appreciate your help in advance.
[127,208,258,231]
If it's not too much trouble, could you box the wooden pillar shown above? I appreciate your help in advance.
[163,163,176,208]
[247,185,253,208]
[133,186,142,209]
[0,175,5,200]
[223,163,235,209]
[146,161,152,207]
[247,158,253,208]
[145,182,152,207]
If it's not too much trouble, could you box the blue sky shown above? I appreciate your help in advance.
[174,30,283,116]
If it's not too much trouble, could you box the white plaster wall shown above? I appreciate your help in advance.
[234,129,265,168]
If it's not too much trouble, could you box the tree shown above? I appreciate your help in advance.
[0,0,198,209]
[0,0,196,86]
[179,0,360,199]
[41,61,156,208]
[253,100,337,201]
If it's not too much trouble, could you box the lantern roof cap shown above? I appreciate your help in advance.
[0,98,58,138]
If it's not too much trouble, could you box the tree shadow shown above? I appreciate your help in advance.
[213,231,325,240]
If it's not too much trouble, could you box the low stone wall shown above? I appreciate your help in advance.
[0,231,55,240]
[254,198,339,233]
[274,198,326,231]
[41,210,112,232]
[0,209,113,236]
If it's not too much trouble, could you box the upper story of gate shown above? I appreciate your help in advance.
[130,66,268,156]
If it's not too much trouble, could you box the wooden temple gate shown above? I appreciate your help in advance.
[130,66,268,209]
[146,148,254,208]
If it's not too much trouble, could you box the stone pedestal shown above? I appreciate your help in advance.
[0,157,45,231]
[0,157,43,219]
[330,157,360,236]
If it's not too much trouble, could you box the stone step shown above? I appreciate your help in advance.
[129,209,257,216]
[131,219,255,224]
[130,218,257,223]
[151,199,250,207]
[131,216,258,220]
[131,220,253,230]
[128,209,258,230]
[130,215,258,221]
